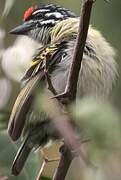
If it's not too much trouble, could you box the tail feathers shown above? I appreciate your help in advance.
[12,137,33,176]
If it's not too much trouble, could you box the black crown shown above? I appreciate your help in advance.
[29,4,77,26]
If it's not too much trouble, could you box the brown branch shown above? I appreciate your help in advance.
[42,90,96,180]
[38,0,95,179]
[53,145,73,180]
[51,0,95,179]
[53,0,94,102]
[67,0,94,100]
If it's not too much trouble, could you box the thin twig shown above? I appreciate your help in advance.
[36,159,47,180]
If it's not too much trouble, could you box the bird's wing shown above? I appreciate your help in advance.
[8,42,63,141]
[8,71,45,141]
[22,44,60,82]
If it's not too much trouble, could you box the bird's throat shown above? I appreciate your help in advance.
[29,26,51,46]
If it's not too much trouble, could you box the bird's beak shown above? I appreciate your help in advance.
[9,21,35,35]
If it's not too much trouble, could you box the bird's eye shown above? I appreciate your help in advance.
[33,13,43,20]
[35,21,41,28]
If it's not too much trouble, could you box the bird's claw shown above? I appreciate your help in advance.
[51,92,69,100]
[51,91,73,105]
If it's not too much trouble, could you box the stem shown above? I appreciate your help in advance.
[52,0,94,179]
[66,0,94,101]
[53,145,73,180]
[36,159,47,180]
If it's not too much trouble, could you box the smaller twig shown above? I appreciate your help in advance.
[36,159,47,180]
[45,71,57,95]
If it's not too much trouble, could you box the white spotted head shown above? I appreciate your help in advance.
[23,4,76,26]
[10,4,76,44]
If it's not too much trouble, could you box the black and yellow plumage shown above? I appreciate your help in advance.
[8,5,117,176]
[22,43,60,81]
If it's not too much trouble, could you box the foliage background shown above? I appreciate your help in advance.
[0,0,121,179]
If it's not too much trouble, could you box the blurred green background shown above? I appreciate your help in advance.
[0,0,121,179]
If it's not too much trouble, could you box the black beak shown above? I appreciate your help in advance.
[9,21,35,35]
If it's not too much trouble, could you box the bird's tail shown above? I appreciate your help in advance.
[11,136,33,176]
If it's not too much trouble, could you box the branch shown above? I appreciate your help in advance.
[38,0,95,179]
[53,145,73,180]
[51,0,95,179]
[42,90,95,180]
[53,0,94,102]
[67,0,94,100]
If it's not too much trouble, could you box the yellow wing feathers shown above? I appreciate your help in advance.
[30,44,58,67]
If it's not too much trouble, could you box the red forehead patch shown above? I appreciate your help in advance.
[23,7,34,21]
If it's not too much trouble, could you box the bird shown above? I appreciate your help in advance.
[8,4,117,176]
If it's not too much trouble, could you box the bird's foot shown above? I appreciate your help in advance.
[44,69,57,95]
[52,92,69,99]
[51,91,74,105]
